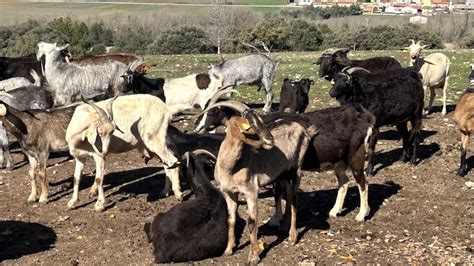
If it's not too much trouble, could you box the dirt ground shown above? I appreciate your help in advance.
[0,101,473,265]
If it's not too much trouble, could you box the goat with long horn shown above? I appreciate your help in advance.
[202,99,316,263]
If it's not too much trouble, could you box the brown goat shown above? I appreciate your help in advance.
[452,66,474,176]
[453,89,474,176]
[70,53,139,66]
[202,100,316,263]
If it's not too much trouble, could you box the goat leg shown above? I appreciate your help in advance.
[67,157,86,209]
[26,154,38,203]
[457,133,470,177]
[93,154,106,212]
[223,192,238,256]
[365,127,379,176]
[267,183,283,228]
[245,192,260,264]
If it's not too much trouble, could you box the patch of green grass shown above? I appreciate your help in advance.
[144,50,474,109]
[247,0,286,5]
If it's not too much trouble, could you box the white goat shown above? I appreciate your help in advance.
[406,40,450,115]
[65,94,191,212]
[0,70,41,91]
[37,42,131,106]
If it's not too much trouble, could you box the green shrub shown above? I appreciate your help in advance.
[153,26,215,54]
[238,19,329,52]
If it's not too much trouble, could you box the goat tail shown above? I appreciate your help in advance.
[166,104,195,117]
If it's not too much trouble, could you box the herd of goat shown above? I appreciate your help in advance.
[0,39,472,263]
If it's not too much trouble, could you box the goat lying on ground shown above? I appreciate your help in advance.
[315,48,402,81]
[405,40,451,115]
[194,96,375,223]
[0,70,41,91]
[0,55,44,83]
[145,151,228,263]
[330,66,424,176]
[0,92,77,203]
[279,78,313,113]
[66,94,191,211]
[452,65,474,177]
[202,99,316,263]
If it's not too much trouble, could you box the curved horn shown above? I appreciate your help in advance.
[0,92,13,98]
[341,66,352,73]
[106,95,119,120]
[81,95,108,119]
[206,86,240,107]
[409,39,415,45]
[129,57,144,72]
[191,149,217,161]
[200,100,249,117]
[346,67,370,75]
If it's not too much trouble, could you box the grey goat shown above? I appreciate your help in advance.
[37,42,133,105]
[209,43,278,112]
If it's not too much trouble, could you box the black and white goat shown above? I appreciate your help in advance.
[121,62,224,109]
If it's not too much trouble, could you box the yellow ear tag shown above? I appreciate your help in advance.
[258,241,266,251]
[85,129,93,139]
[330,80,335,85]
[241,122,251,130]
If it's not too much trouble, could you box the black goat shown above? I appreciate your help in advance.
[193,97,376,222]
[330,66,424,176]
[121,70,166,102]
[166,124,224,158]
[0,55,43,83]
[279,78,313,114]
[316,48,402,81]
[144,151,228,263]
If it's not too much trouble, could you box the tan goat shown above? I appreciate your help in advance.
[452,65,474,177]
[202,99,316,263]
[406,40,450,115]
[66,94,191,212]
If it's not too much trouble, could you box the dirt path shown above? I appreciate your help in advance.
[0,106,473,264]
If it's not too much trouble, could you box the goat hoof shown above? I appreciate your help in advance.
[174,192,184,202]
[355,210,369,222]
[224,249,233,256]
[67,200,77,210]
[94,203,105,212]
[288,232,297,245]
[328,208,340,218]
[248,253,260,265]
[456,168,467,177]
[88,190,97,198]
[38,196,48,204]
[27,195,37,203]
